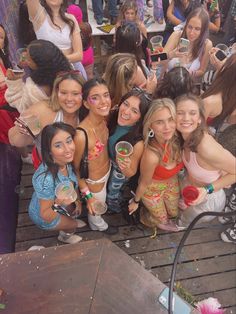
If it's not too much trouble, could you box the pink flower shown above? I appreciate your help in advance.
[196,297,225,314]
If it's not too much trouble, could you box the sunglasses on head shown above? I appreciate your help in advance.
[132,86,152,101]
[56,70,82,78]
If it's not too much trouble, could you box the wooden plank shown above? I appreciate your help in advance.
[152,254,236,283]
[178,271,236,296]
[196,288,236,308]
[115,225,225,255]
[131,241,236,269]
[20,173,33,186]
[1,239,170,314]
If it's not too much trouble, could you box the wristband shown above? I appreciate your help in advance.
[85,192,93,200]
[133,198,140,204]
[204,183,214,194]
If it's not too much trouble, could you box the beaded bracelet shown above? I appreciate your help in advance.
[85,192,93,200]
[204,183,214,194]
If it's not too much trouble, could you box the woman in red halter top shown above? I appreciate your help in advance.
[129,98,183,231]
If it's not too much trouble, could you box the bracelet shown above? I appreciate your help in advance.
[133,198,140,204]
[204,183,214,194]
[85,192,93,200]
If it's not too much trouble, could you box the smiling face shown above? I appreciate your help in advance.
[124,8,137,22]
[85,84,111,117]
[58,79,83,114]
[151,108,176,143]
[176,99,201,138]
[118,95,141,126]
[50,129,75,166]
[186,16,202,42]
[45,0,63,8]
[0,26,5,50]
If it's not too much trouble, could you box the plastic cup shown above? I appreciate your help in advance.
[150,35,163,50]
[20,112,41,135]
[182,185,199,206]
[115,141,133,160]
[55,182,77,203]
[215,43,229,55]
[93,200,107,215]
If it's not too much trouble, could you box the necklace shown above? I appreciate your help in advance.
[59,165,67,172]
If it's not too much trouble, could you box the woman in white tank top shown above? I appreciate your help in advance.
[26,0,86,78]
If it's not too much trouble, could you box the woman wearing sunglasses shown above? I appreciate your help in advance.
[106,87,151,214]
[8,71,85,168]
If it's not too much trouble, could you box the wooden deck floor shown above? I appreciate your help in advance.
[16,164,236,313]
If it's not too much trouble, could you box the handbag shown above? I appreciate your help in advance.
[76,127,89,179]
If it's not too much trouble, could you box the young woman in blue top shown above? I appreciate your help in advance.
[106,87,151,213]
[29,122,86,244]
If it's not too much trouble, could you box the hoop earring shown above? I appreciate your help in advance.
[148,129,154,138]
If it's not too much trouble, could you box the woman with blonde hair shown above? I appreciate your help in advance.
[128,98,183,231]
[8,71,85,167]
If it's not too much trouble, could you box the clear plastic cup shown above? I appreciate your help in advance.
[55,182,77,203]
[182,185,199,206]
[150,35,163,50]
[20,112,41,136]
[115,141,133,160]
[215,43,229,55]
[93,200,107,215]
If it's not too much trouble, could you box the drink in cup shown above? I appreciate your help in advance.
[115,141,133,160]
[20,112,41,136]
[182,185,199,206]
[150,35,163,50]
[93,200,107,215]
[55,182,77,204]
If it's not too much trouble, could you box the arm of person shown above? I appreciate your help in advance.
[167,1,182,26]
[116,141,144,178]
[209,5,221,33]
[26,0,45,30]
[192,39,213,78]
[73,129,96,215]
[202,93,222,120]
[191,134,236,205]
[133,66,147,89]
[163,31,181,58]
[8,102,49,147]
[128,148,159,213]
[139,22,147,38]
[65,14,83,63]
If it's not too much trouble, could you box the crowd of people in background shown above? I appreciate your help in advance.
[0,0,235,254]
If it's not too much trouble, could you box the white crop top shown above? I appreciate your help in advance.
[31,7,74,50]
[35,16,72,50]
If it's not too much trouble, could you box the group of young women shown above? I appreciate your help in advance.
[0,0,236,253]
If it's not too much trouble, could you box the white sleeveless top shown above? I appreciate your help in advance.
[31,7,72,50]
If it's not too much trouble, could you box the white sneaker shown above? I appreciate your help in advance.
[76,219,86,228]
[58,231,82,244]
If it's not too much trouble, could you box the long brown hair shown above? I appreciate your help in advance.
[143,98,182,164]
[202,53,236,128]
[175,94,207,152]
[181,7,209,61]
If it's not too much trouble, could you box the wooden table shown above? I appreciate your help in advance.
[0,238,170,313]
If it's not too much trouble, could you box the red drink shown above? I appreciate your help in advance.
[182,186,199,206]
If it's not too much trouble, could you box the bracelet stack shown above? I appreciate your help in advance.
[204,183,214,194]
[81,187,93,200]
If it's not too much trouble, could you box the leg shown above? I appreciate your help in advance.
[91,0,104,23]
[153,0,164,23]
[163,175,180,219]
[88,186,108,231]
[136,0,145,21]
[0,143,22,254]
[108,0,118,18]
[106,162,128,213]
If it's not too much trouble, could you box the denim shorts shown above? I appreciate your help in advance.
[29,206,61,230]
